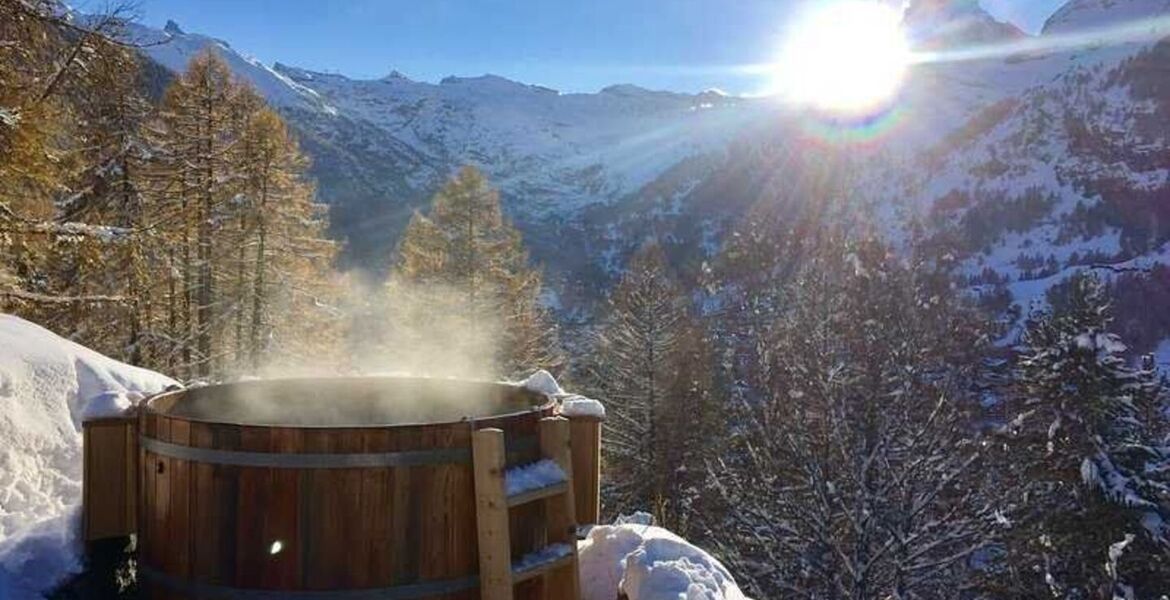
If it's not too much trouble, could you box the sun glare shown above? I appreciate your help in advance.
[777,1,910,114]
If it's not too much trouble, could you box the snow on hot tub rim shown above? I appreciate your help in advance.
[142,374,555,429]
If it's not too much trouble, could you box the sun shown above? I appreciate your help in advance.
[776,1,910,114]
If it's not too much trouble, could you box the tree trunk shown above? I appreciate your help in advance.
[249,166,269,370]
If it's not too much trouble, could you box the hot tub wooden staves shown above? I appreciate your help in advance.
[136,377,555,600]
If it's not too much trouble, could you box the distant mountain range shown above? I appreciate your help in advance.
[127,0,1170,365]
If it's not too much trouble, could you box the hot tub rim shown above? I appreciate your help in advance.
[141,375,555,430]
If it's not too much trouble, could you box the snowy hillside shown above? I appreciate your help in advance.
[1044,0,1170,34]
[661,0,1170,366]
[126,19,769,267]
[123,20,333,113]
[126,0,1170,354]
[875,6,1170,363]
[275,66,760,216]
[0,315,177,597]
[903,0,1025,49]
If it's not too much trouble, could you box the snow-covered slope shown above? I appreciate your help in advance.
[124,20,333,113]
[864,2,1170,358]
[904,0,1026,49]
[128,2,1170,353]
[0,315,176,597]
[129,20,770,267]
[274,65,761,216]
[1044,0,1170,34]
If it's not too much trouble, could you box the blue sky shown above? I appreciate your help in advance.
[121,0,1069,94]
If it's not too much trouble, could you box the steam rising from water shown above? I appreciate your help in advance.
[237,277,508,381]
[350,278,507,380]
[200,277,525,426]
[170,377,545,427]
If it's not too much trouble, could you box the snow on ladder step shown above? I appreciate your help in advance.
[510,543,575,584]
[505,459,568,507]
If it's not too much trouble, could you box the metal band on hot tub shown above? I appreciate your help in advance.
[140,434,538,468]
[141,564,479,599]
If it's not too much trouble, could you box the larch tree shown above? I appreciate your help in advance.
[235,106,341,372]
[0,1,152,358]
[385,166,561,378]
[149,49,251,377]
[139,49,341,378]
[588,242,720,534]
[60,32,159,363]
[1,7,344,380]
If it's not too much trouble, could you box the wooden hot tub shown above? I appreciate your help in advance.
[137,377,556,599]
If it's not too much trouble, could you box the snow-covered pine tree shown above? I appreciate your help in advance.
[384,166,561,378]
[997,273,1170,597]
[587,241,720,534]
[708,235,996,599]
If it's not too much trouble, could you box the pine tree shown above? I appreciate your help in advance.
[588,242,720,533]
[997,273,1170,597]
[386,166,561,377]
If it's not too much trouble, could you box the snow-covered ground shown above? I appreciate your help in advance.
[579,514,749,600]
[0,315,177,598]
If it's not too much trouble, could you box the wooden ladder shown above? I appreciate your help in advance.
[473,417,581,600]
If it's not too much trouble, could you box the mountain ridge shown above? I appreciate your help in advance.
[128,12,1170,365]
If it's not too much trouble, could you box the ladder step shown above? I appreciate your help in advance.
[505,459,567,503]
[511,543,575,584]
[507,480,569,508]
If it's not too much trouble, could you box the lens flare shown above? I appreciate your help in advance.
[776,1,910,114]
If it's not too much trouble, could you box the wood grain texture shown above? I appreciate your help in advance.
[568,417,602,527]
[138,380,555,599]
[540,417,581,600]
[82,417,137,542]
[473,428,512,600]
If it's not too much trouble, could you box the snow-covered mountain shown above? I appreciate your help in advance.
[903,0,1025,49]
[1044,0,1170,34]
[877,0,1170,364]
[126,19,769,269]
[129,0,1170,362]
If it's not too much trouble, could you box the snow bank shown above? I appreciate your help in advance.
[0,315,177,596]
[516,370,607,419]
[579,516,748,600]
[0,510,83,598]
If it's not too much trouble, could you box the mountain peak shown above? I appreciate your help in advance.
[440,73,521,87]
[163,19,185,35]
[903,0,1025,50]
[600,83,657,96]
